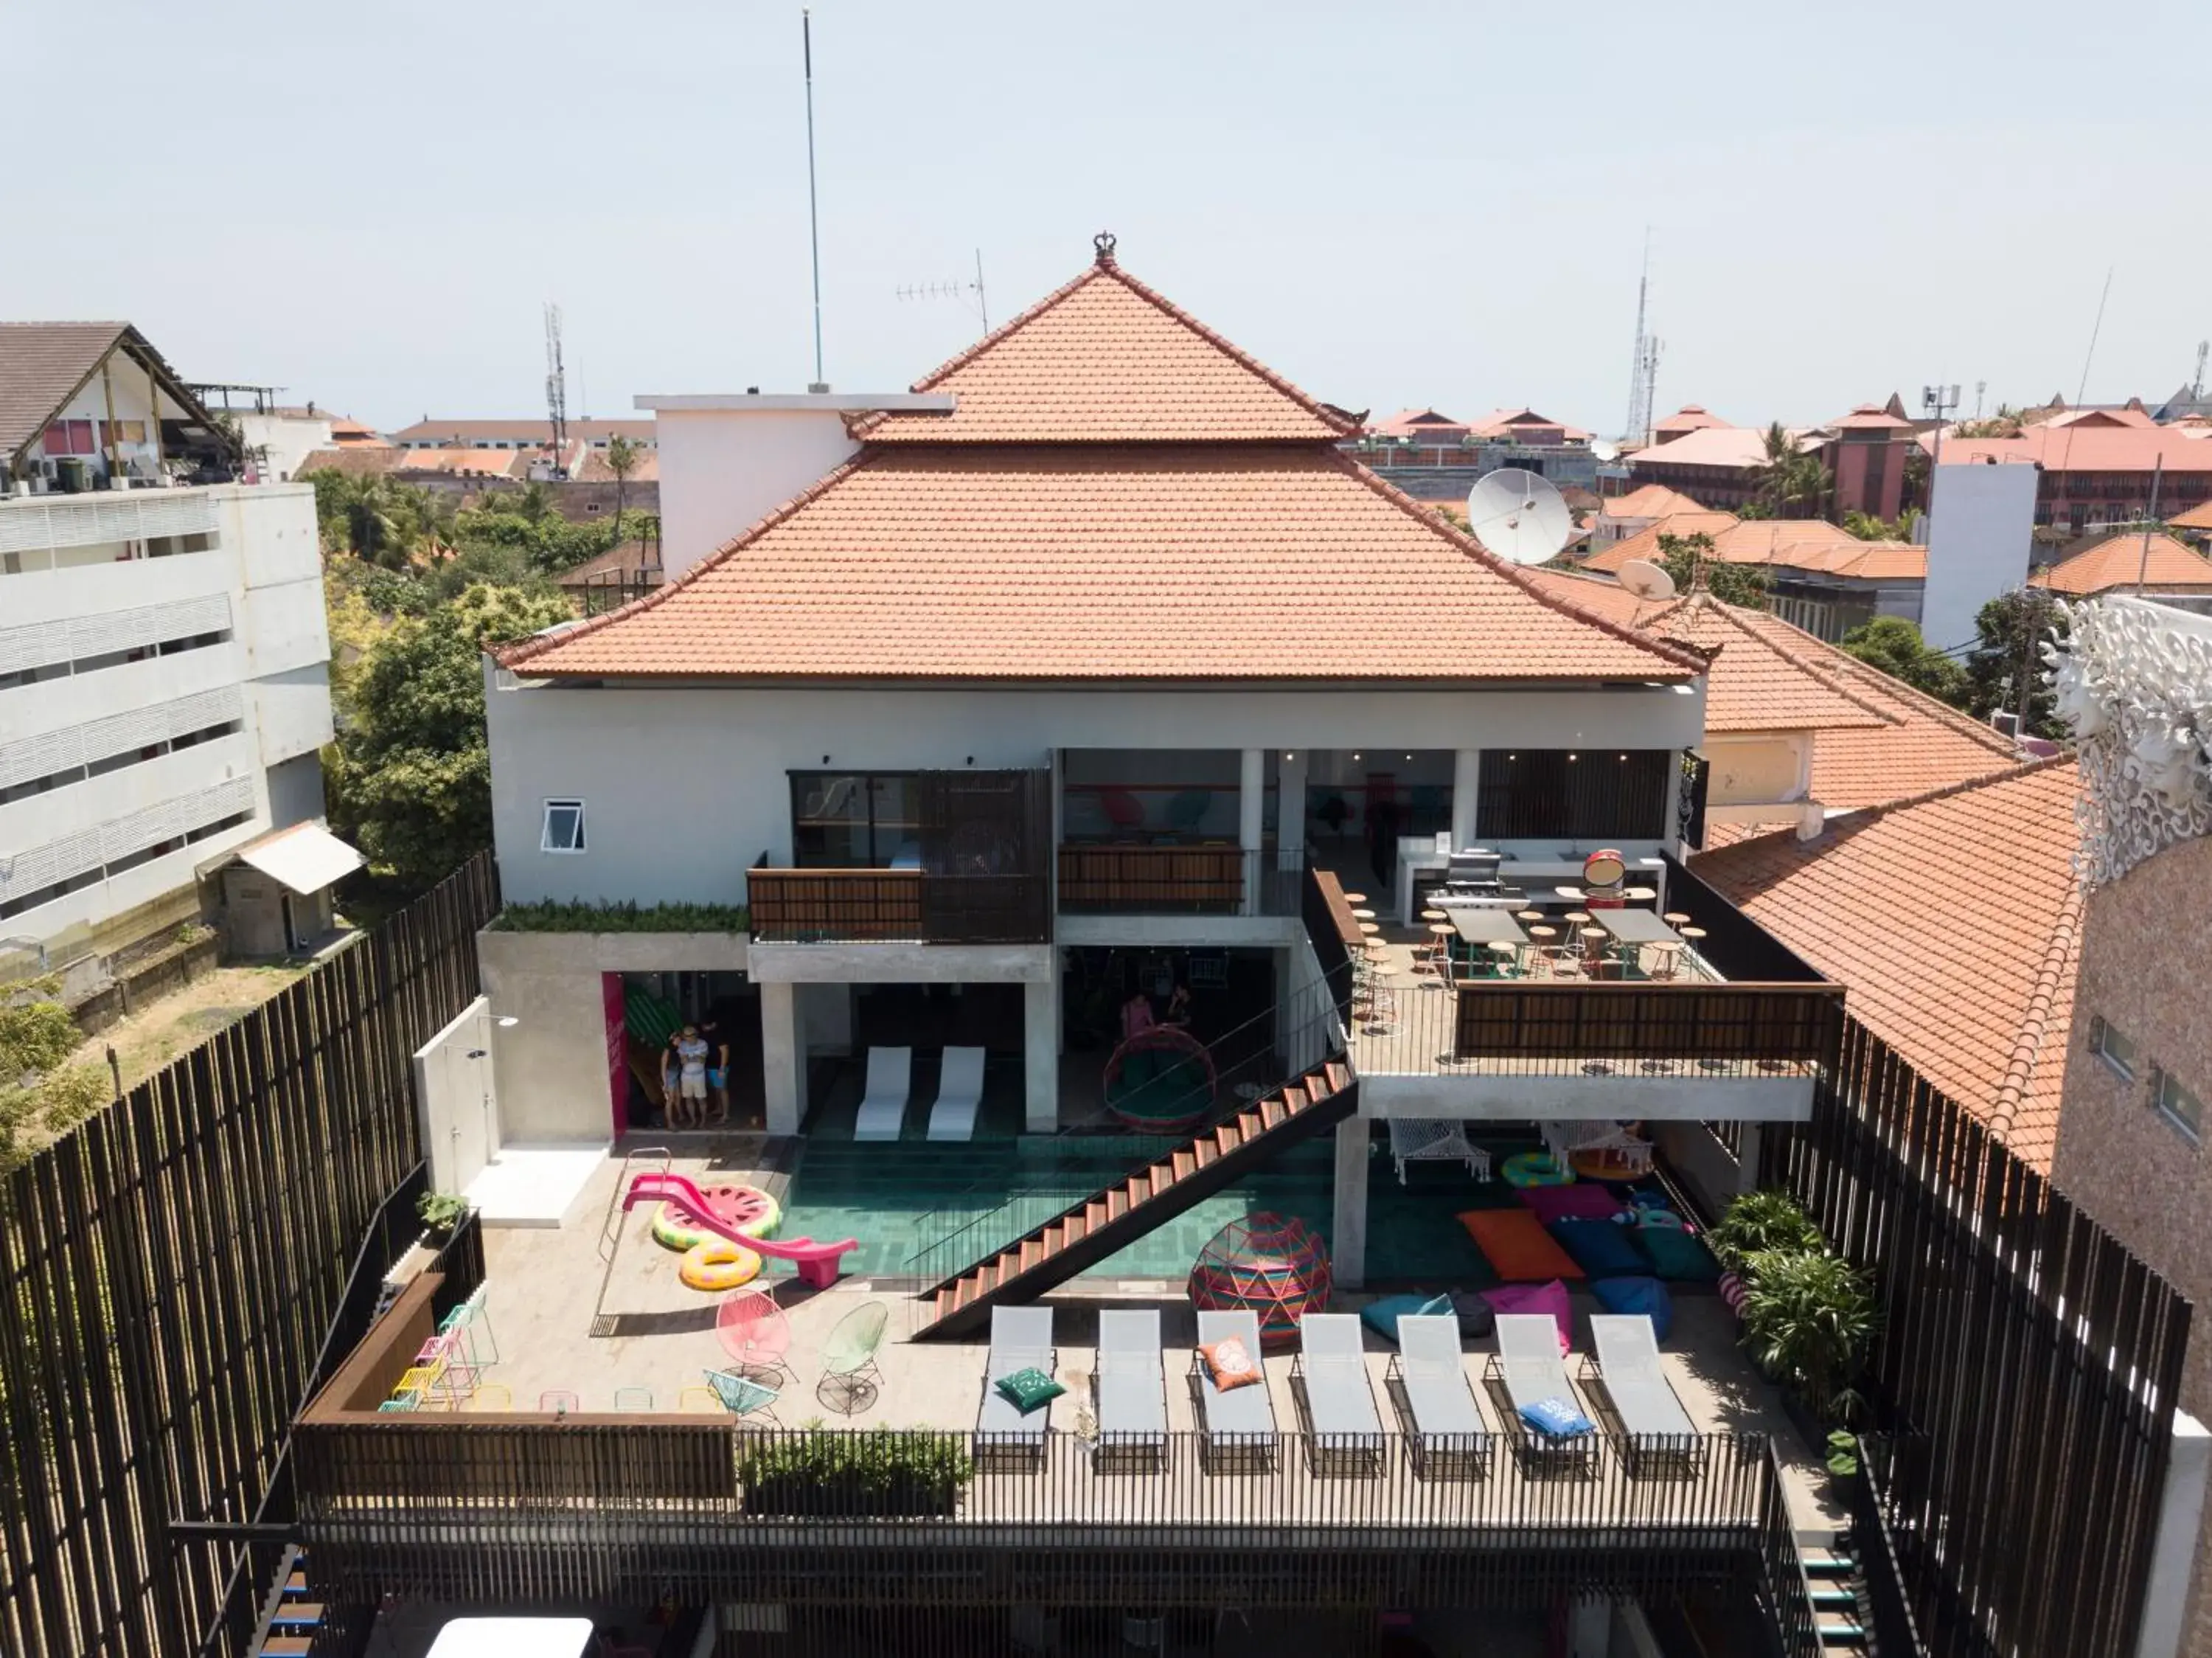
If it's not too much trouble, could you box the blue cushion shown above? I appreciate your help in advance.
[1548,1218,1648,1279]
[1358,1293,1429,1343]
[1517,1396,1596,1438]
[1590,1275,1674,1343]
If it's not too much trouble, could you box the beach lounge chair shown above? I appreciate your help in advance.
[1191,1309,1277,1471]
[1387,1313,1492,1480]
[1293,1314,1385,1475]
[852,1047,914,1142]
[925,1047,988,1142]
[1093,1308,1168,1469]
[1588,1314,1701,1475]
[1489,1313,1599,1476]
[975,1305,1056,1469]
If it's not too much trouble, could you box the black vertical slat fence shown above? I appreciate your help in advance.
[0,853,498,1658]
[1762,1019,2193,1658]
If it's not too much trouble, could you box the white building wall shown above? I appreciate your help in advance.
[486,677,1705,907]
[234,411,334,482]
[0,484,334,954]
[1923,461,2040,653]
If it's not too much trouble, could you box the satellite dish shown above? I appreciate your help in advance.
[1467,468,1573,565]
[1618,558,1677,602]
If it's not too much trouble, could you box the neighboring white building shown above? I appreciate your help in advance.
[0,324,340,982]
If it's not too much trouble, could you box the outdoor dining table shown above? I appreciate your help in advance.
[1590,909,1685,946]
[1450,909,1528,946]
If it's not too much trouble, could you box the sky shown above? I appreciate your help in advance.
[5,1,2209,437]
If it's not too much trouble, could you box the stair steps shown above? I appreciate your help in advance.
[911,1059,1357,1342]
[250,1545,324,1658]
[1802,1544,1868,1654]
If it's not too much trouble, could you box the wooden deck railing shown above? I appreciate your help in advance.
[1453,981,1845,1064]
[747,867,1048,945]
[1056,844,1250,914]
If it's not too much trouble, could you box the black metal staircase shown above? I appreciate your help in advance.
[913,1059,1357,1341]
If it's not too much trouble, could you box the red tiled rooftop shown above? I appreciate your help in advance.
[1694,760,2081,1170]
[1599,484,1708,520]
[1927,427,2212,474]
[1630,426,1774,469]
[858,252,1356,445]
[2027,533,2212,595]
[500,445,1698,682]
[1580,513,1742,572]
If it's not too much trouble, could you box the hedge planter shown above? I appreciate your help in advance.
[737,1430,972,1517]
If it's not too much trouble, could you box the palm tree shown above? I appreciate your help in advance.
[603,434,641,542]
[1752,422,1829,520]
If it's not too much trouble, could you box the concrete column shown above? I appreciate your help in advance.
[1023,975,1058,1131]
[1276,749,1308,870]
[1734,1123,1761,1195]
[2136,1412,2211,1658]
[1332,1114,1369,1289]
[1239,746,1266,914]
[759,979,806,1136]
[1451,748,1481,848]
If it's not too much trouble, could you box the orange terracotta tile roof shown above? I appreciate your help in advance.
[499,444,1700,682]
[2171,499,2212,531]
[857,249,1356,445]
[1580,513,1743,573]
[1632,426,1773,469]
[1464,408,1592,442]
[1525,574,1886,735]
[1599,484,1708,520]
[1928,427,2212,474]
[1652,404,1730,436]
[2026,533,2212,595]
[1693,758,2082,1170]
[1369,408,1466,437]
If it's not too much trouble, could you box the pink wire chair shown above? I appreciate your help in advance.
[715,1287,795,1384]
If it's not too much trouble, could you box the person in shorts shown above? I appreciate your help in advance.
[701,1018,731,1125]
[674,1024,711,1123]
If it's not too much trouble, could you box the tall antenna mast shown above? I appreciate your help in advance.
[2194,340,2208,401]
[1622,228,1653,445]
[2076,265,2114,406]
[895,250,991,339]
[802,9,827,392]
[543,302,568,475]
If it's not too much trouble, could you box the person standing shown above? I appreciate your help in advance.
[701,1018,731,1126]
[661,1034,688,1129]
[673,1024,711,1128]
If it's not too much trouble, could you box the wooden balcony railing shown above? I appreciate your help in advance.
[748,866,1048,945]
[1453,981,1845,1064]
[1056,845,1303,916]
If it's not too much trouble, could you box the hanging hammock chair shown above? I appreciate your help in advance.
[1102,1025,1218,1133]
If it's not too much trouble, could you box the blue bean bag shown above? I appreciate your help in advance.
[1590,1274,1674,1343]
[1358,1291,1454,1345]
[1548,1218,1647,1279]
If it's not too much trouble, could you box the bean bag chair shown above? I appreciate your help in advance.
[1500,1151,1573,1188]
[1590,1274,1674,1343]
[1458,1208,1585,1281]
[1548,1218,1647,1280]
[1633,1224,1723,1283]
[1517,1184,1625,1224]
[1481,1277,1571,1352]
[1446,1291,1497,1340]
[1358,1291,1455,1345]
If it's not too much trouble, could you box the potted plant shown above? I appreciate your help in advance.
[737,1428,973,1517]
[417,1191,468,1243]
[1739,1247,1877,1436]
[1826,1429,1863,1505]
[1707,1190,1825,1274]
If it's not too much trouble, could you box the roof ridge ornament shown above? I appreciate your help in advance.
[1093,231,1118,267]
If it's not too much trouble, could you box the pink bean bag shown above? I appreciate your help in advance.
[1516,1183,1627,1224]
[1481,1278,1572,1353]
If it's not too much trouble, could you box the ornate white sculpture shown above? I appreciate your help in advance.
[2051,598,2212,887]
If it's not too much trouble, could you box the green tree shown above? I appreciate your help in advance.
[448,500,617,575]
[602,434,642,542]
[1842,510,1915,542]
[1964,589,2070,738]
[326,583,576,890]
[1751,422,1829,520]
[1655,531,1772,610]
[0,978,108,1170]
[301,469,446,567]
[1840,617,1969,705]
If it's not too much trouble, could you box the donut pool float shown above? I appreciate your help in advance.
[679,1238,764,1291]
[651,1183,781,1252]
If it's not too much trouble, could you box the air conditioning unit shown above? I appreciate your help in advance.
[1989,710,2023,740]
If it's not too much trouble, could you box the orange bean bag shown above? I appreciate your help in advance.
[1458,1207,1585,1282]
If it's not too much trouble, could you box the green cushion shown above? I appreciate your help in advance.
[1633,1226,1722,1283]
[1119,1049,1158,1087]
[994,1365,1065,1415]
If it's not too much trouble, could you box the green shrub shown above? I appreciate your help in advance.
[1708,1189,1825,1273]
[490,900,749,934]
[737,1429,972,1516]
[417,1192,469,1237]
[1739,1248,1878,1425]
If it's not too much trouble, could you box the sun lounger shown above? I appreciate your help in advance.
[1093,1308,1168,1468]
[1294,1314,1385,1474]
[1192,1309,1277,1470]
[1387,1313,1492,1479]
[852,1047,913,1142]
[975,1305,1056,1468]
[1489,1313,1599,1475]
[925,1047,987,1142]
[1589,1314,1701,1475]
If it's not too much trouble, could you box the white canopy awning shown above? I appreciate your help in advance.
[231,822,364,896]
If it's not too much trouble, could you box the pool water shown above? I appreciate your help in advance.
[778,1130,1551,1288]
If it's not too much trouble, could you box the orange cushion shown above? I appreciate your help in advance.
[1457,1207,1586,1281]
[1197,1336,1264,1391]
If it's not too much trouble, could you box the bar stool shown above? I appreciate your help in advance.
[1663,912,1691,928]
[1341,892,1367,906]
[1526,924,1559,974]
[1514,909,1544,924]
[1486,940,1519,978]
[1646,940,1685,982]
[1423,922,1455,978]
[1352,909,1377,922]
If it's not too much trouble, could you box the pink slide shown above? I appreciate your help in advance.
[622,1173,859,1288]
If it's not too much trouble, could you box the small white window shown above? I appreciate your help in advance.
[541,799,586,853]
[2156,1069,2203,1142]
[2090,1016,2138,1082]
